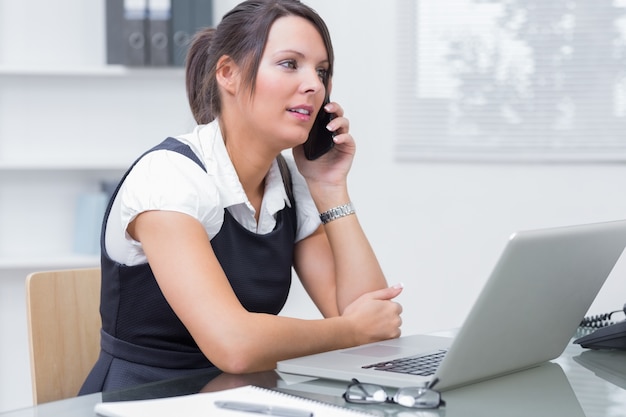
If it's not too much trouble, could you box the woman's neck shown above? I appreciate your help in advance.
[221,121,272,219]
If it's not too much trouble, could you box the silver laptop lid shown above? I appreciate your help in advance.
[434,219,626,389]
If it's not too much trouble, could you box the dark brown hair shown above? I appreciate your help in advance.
[185,0,334,125]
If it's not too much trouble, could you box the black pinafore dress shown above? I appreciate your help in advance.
[79,138,296,394]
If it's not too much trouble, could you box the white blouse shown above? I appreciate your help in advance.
[105,120,321,266]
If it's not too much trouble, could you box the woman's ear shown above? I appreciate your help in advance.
[215,55,240,96]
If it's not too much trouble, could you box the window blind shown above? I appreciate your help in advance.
[395,0,626,162]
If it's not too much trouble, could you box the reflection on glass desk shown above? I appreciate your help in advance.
[573,349,626,390]
[1,341,625,417]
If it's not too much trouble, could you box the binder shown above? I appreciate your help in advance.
[123,0,149,66]
[148,0,172,66]
[100,179,119,204]
[171,0,213,67]
[105,0,125,65]
[171,0,193,67]
[192,1,213,34]
[73,192,108,255]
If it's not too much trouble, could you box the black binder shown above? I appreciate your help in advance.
[123,0,149,66]
[148,0,172,66]
[105,0,125,65]
[171,0,213,67]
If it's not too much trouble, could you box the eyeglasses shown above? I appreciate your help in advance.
[343,378,445,409]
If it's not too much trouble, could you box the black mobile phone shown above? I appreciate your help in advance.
[303,98,335,160]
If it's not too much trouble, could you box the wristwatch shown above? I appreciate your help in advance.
[319,202,355,224]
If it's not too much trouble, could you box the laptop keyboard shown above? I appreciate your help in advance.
[362,349,447,376]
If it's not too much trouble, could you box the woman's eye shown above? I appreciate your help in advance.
[317,68,328,82]
[280,60,297,70]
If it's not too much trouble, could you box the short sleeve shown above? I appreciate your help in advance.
[120,149,223,241]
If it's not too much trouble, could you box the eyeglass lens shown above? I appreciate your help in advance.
[394,386,441,408]
[344,382,443,409]
[344,383,388,403]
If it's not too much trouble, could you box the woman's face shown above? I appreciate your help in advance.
[239,15,330,150]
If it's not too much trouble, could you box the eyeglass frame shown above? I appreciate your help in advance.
[342,378,446,410]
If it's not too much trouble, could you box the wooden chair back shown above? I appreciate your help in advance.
[25,267,101,404]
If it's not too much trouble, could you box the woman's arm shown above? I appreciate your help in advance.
[129,210,402,374]
[294,219,389,316]
[293,101,391,313]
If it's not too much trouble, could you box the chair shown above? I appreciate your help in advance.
[25,267,101,404]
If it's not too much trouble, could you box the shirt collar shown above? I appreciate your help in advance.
[264,158,292,214]
[196,120,291,217]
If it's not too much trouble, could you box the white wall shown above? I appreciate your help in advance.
[279,0,626,334]
[1,0,625,412]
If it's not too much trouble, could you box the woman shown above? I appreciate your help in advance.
[80,0,403,394]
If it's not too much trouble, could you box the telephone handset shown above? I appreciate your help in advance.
[303,97,335,160]
[574,303,626,350]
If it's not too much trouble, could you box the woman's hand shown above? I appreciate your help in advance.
[293,101,355,190]
[341,285,404,345]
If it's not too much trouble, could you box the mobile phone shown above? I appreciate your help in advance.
[303,98,335,160]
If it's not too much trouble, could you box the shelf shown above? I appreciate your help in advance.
[0,65,184,78]
[0,160,128,172]
[0,254,100,271]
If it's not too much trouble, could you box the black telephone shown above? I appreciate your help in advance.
[303,97,335,160]
[574,303,626,350]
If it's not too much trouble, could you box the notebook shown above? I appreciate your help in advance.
[94,385,371,417]
[277,220,626,391]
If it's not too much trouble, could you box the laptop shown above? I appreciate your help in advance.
[277,220,626,391]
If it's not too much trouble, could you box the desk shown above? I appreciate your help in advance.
[2,341,625,417]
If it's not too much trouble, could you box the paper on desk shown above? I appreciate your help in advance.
[94,384,370,417]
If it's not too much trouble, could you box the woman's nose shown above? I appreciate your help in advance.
[302,68,325,94]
